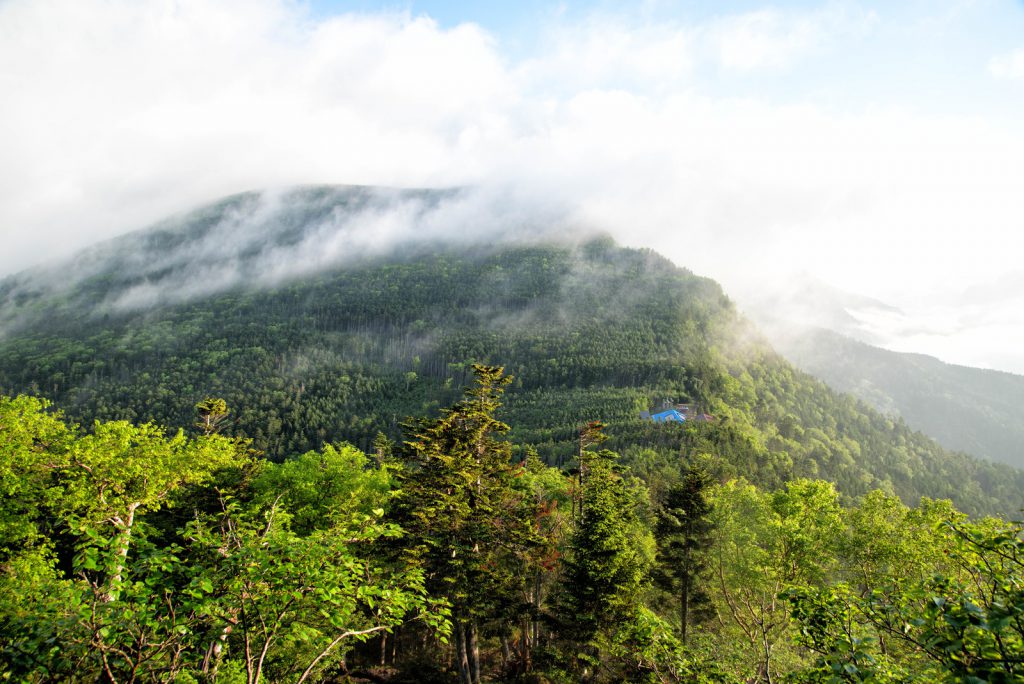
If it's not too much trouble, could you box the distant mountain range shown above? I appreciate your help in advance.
[744,281,1024,470]
[770,326,1024,470]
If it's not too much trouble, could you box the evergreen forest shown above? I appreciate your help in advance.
[2,192,1023,682]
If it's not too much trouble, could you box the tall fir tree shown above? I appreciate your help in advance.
[393,365,540,684]
[653,466,716,644]
[558,422,653,674]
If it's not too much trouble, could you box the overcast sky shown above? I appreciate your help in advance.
[2,0,1024,372]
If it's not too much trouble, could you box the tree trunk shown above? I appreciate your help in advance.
[520,614,532,674]
[102,502,140,603]
[680,570,689,646]
[761,635,774,684]
[469,620,480,684]
[201,623,233,677]
[532,570,541,651]
[454,621,472,684]
[500,635,511,670]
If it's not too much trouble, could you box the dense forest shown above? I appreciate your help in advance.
[3,372,1024,682]
[0,214,1021,517]
[2,189,1024,680]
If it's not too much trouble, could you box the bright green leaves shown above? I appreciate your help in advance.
[0,395,72,557]
[707,478,844,680]
[0,392,437,683]
[58,420,239,524]
[252,442,393,535]
[785,513,1024,682]
[184,496,440,684]
[194,396,230,435]
[783,583,908,683]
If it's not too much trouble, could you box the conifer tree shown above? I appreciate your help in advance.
[653,466,716,645]
[393,365,540,684]
[558,422,653,673]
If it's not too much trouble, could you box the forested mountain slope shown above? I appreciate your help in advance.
[0,186,1021,516]
[771,326,1024,469]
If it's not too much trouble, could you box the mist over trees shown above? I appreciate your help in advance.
[1,231,1020,516]
[2,205,1024,681]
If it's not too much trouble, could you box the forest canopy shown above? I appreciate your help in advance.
[1,240,1021,517]
[3,229,1024,681]
[2,374,1023,683]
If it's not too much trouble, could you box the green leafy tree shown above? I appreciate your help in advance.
[58,420,240,602]
[0,397,244,681]
[252,442,392,535]
[0,395,72,559]
[186,494,442,684]
[788,517,1024,683]
[708,478,843,682]
[194,397,230,435]
[839,491,962,596]
[1,393,439,683]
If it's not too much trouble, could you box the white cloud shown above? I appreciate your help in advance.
[709,9,825,71]
[990,48,1024,80]
[518,17,694,94]
[0,0,514,272]
[704,4,877,72]
[1,0,1023,372]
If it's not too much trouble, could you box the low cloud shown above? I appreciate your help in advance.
[2,0,1024,372]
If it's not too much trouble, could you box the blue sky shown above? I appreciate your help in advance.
[2,0,1024,371]
[308,0,1024,129]
[303,0,1024,112]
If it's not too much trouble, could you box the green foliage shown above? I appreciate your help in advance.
[0,395,72,558]
[185,495,441,684]
[557,438,656,673]
[0,395,442,683]
[393,365,542,683]
[252,442,393,535]
[600,605,737,683]
[2,239,1018,517]
[653,466,716,644]
[195,396,230,435]
[708,478,844,681]
[786,516,1024,683]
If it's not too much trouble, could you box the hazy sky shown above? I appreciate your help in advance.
[2,0,1024,372]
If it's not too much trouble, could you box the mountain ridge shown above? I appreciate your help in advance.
[770,324,1024,469]
[1,186,1021,516]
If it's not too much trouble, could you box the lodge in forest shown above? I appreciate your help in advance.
[640,400,713,423]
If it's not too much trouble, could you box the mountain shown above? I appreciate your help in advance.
[770,326,1024,469]
[739,277,1024,470]
[1,185,1022,516]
